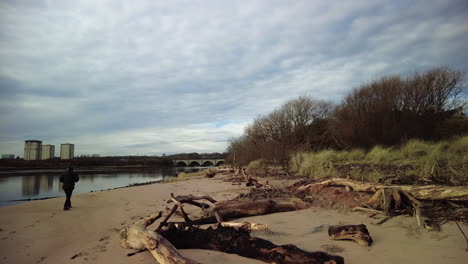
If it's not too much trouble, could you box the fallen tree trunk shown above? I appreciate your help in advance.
[122,192,344,264]
[168,195,309,226]
[214,197,309,219]
[120,212,200,264]
[296,178,468,201]
[158,224,344,264]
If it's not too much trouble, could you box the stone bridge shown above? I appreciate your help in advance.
[173,159,225,167]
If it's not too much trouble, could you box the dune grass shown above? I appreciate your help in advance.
[290,136,468,184]
[164,168,212,183]
[246,159,267,171]
[246,159,284,172]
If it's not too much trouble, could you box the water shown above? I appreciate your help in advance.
[0,167,203,207]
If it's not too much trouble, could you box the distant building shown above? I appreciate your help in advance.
[91,154,100,157]
[41,145,55,160]
[60,143,74,160]
[1,154,15,159]
[24,140,42,160]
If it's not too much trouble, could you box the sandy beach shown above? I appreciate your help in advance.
[0,175,466,264]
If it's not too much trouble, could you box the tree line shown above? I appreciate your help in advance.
[227,67,467,166]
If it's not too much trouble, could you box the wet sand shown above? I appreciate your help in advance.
[0,176,466,264]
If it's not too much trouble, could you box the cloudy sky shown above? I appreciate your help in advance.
[1,0,467,157]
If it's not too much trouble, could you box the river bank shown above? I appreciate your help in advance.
[0,167,201,207]
[0,174,466,264]
[0,165,188,177]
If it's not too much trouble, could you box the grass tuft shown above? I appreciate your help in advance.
[290,150,339,179]
[246,159,267,171]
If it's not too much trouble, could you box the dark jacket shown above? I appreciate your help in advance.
[60,168,79,189]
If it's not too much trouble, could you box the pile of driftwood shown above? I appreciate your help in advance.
[294,178,468,228]
[120,193,344,264]
[120,169,468,263]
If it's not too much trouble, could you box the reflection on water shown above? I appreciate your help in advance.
[0,167,202,207]
[22,175,54,195]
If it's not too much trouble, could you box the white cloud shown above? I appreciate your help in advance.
[0,0,467,156]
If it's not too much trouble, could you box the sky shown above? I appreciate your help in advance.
[1,0,467,157]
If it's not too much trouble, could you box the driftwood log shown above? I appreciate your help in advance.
[215,197,308,219]
[120,212,200,264]
[328,224,373,246]
[167,194,308,226]
[295,178,468,228]
[159,223,344,264]
[121,193,344,264]
[296,178,468,201]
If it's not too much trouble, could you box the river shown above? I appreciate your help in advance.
[0,167,204,207]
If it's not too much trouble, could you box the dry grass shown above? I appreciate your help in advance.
[290,136,468,184]
[164,168,213,183]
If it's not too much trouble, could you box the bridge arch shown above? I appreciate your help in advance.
[202,161,214,166]
[176,161,187,167]
[215,161,224,166]
[189,161,200,167]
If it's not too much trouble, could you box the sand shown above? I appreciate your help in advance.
[0,176,466,264]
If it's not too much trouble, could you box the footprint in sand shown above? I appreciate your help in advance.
[320,244,345,254]
[430,233,449,241]
[70,251,89,260]
[94,244,108,253]
[37,256,47,263]
[309,224,327,234]
[99,235,110,243]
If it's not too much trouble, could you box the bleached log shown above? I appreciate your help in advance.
[296,178,468,201]
[220,221,269,231]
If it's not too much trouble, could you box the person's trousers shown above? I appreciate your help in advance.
[64,188,74,209]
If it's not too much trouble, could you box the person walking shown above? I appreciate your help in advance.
[59,166,79,210]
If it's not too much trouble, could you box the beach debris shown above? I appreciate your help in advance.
[328,224,373,246]
[120,211,200,264]
[295,177,468,228]
[157,223,344,264]
[220,221,268,231]
[295,178,468,201]
[225,167,264,188]
[161,193,308,226]
[120,193,344,264]
[204,168,216,178]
